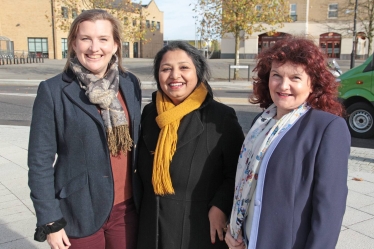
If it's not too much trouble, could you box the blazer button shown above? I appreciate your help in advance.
[254,200,261,206]
[134,144,137,149]
[134,169,137,173]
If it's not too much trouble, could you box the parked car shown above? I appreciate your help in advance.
[338,54,374,138]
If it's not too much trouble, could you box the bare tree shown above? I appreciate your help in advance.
[318,0,373,55]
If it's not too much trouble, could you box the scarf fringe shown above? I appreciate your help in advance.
[107,125,133,156]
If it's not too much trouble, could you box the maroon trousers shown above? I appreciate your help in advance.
[69,198,138,249]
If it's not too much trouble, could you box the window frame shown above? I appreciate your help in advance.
[28,37,49,58]
[328,3,338,18]
[72,9,77,19]
[290,3,297,21]
[61,7,68,19]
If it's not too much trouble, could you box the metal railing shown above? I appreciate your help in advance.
[0,50,44,65]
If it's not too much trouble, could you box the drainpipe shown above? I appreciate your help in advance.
[50,0,56,59]
[305,0,309,36]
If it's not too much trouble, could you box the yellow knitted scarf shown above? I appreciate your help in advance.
[152,83,208,195]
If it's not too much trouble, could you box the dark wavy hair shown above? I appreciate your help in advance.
[251,36,344,117]
[153,41,213,95]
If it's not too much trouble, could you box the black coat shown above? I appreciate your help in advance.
[136,93,244,249]
[28,69,142,238]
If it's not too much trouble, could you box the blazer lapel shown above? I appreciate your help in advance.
[176,111,204,149]
[62,80,105,129]
[142,107,160,154]
[119,74,135,123]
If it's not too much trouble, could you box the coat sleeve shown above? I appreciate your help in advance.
[209,108,244,217]
[305,117,350,249]
[28,81,63,226]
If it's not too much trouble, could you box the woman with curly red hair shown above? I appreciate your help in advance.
[225,37,350,249]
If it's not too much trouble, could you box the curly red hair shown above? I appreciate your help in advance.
[251,36,344,117]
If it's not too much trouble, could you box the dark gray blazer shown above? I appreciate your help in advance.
[247,109,350,249]
[28,69,142,238]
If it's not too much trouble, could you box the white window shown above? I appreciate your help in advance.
[290,4,297,21]
[328,4,338,18]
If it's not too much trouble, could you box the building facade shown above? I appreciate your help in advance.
[0,0,163,59]
[221,0,372,60]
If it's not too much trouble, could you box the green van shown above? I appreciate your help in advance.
[338,54,374,138]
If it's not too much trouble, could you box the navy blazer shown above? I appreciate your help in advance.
[246,109,350,249]
[28,69,142,238]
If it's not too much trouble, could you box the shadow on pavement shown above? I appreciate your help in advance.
[0,219,40,249]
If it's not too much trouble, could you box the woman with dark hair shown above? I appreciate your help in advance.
[136,41,244,249]
[28,9,141,249]
[225,37,350,249]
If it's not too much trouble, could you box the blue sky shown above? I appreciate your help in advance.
[151,0,197,40]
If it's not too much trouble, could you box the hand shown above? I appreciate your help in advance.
[208,206,227,244]
[47,228,71,249]
[225,225,245,249]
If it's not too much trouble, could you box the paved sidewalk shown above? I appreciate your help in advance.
[0,125,373,248]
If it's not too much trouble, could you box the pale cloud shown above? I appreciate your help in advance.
[152,0,197,40]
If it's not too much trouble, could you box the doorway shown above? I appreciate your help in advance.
[319,33,341,58]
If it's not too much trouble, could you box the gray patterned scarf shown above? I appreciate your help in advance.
[69,55,132,156]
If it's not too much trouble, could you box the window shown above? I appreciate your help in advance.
[328,4,338,18]
[290,4,297,21]
[61,38,68,58]
[28,38,49,58]
[124,17,129,25]
[122,42,129,58]
[152,21,155,28]
[133,19,137,26]
[255,5,262,17]
[61,7,68,19]
[146,20,150,28]
[72,9,77,19]
[156,22,160,30]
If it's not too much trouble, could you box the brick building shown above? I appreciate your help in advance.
[0,0,163,59]
[221,0,372,60]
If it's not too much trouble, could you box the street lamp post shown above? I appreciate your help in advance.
[350,0,358,69]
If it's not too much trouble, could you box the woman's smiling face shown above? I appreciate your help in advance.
[73,20,118,78]
[158,49,198,105]
[269,61,312,119]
